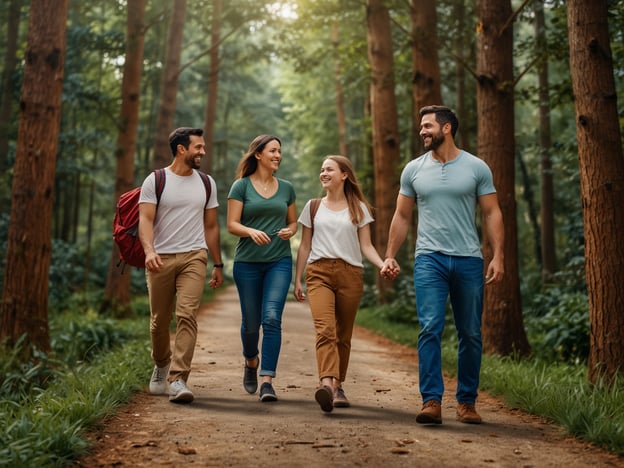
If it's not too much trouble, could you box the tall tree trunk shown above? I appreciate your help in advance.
[152,0,186,170]
[536,0,556,282]
[202,0,220,175]
[410,0,442,156]
[101,0,147,317]
[567,0,624,384]
[453,0,470,151]
[0,0,69,353]
[366,0,400,303]
[332,22,348,158]
[0,0,21,175]
[476,0,530,357]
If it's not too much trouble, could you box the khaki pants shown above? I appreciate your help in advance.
[305,258,363,382]
[146,249,208,383]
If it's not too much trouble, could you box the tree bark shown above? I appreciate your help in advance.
[535,0,557,282]
[567,0,624,384]
[0,0,21,174]
[202,0,220,175]
[152,0,186,170]
[476,0,530,357]
[410,0,442,156]
[453,0,471,152]
[366,0,401,303]
[100,0,147,317]
[0,0,69,352]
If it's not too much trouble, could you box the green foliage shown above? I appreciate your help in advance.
[525,288,589,364]
[0,338,151,466]
[0,336,58,403]
[0,304,150,466]
[479,357,624,455]
[50,311,143,366]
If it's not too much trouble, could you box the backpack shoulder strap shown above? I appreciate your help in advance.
[195,170,212,208]
[309,198,321,235]
[154,168,166,205]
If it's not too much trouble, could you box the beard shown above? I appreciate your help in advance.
[423,131,444,151]
[186,154,201,170]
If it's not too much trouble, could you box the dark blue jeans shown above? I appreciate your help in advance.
[233,257,292,377]
[414,252,484,404]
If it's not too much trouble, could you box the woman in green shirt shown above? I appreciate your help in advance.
[227,135,297,402]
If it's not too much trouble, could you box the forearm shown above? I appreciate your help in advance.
[361,243,384,270]
[484,211,504,259]
[205,225,223,264]
[294,245,310,284]
[385,217,409,259]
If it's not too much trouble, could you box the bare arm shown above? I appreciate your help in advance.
[204,207,224,288]
[139,202,162,272]
[357,223,385,271]
[380,194,414,278]
[479,192,505,284]
[227,198,271,245]
[293,224,312,302]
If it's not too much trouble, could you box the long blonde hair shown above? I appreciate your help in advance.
[324,155,373,225]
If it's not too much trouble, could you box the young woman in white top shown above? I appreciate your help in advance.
[294,155,389,412]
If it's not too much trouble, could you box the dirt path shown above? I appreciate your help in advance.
[78,286,622,467]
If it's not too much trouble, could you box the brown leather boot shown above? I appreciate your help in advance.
[456,403,482,424]
[416,400,442,424]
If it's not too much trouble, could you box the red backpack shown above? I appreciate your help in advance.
[113,169,211,270]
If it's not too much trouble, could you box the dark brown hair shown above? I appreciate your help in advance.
[419,105,459,138]
[168,127,204,156]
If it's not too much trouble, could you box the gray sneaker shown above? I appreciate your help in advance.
[169,379,194,403]
[149,364,170,394]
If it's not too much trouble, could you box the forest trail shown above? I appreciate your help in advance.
[77,286,622,467]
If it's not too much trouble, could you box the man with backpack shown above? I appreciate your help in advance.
[139,127,224,403]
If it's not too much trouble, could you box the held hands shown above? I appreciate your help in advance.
[380,258,400,280]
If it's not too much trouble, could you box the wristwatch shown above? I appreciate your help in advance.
[213,263,224,268]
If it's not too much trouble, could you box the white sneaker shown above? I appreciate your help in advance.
[169,379,194,403]
[149,363,170,394]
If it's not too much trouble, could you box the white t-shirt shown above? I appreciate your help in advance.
[139,168,218,254]
[298,199,373,267]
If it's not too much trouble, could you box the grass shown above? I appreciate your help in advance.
[356,306,624,456]
[0,328,151,466]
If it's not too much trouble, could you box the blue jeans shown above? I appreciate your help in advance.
[233,257,292,378]
[413,252,484,404]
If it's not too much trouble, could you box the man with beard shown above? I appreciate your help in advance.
[139,127,224,403]
[381,106,504,425]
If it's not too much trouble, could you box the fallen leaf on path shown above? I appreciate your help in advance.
[177,446,197,455]
[390,447,411,454]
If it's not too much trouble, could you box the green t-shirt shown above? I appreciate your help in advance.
[227,176,296,262]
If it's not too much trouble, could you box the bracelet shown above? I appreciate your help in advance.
[213,263,224,268]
